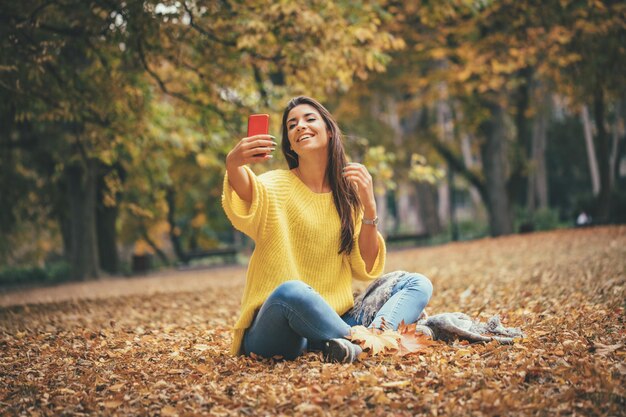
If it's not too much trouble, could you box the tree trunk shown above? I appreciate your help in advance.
[511,68,533,208]
[436,90,453,227]
[581,105,601,196]
[612,101,625,190]
[593,88,612,222]
[430,130,489,218]
[141,230,170,266]
[396,183,421,233]
[166,186,188,263]
[52,172,72,260]
[383,95,404,148]
[480,101,514,236]
[416,182,442,236]
[528,91,550,211]
[66,158,100,280]
[609,101,622,190]
[460,132,483,211]
[447,166,459,241]
[59,210,72,260]
[400,106,437,235]
[96,203,118,274]
[96,165,119,274]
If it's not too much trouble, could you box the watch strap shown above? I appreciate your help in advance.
[362,216,379,226]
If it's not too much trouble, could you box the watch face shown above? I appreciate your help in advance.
[363,217,379,225]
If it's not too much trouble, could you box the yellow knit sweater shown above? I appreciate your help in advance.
[222,166,386,355]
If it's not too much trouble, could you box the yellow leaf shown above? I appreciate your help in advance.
[397,322,436,356]
[593,342,623,356]
[193,344,211,351]
[348,326,399,355]
[354,27,374,42]
[161,405,178,417]
[371,390,391,404]
[430,47,447,60]
[455,348,472,357]
[104,400,122,409]
[190,213,207,228]
[196,153,215,168]
[108,383,125,392]
[380,380,411,388]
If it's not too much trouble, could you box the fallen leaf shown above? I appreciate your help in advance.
[161,405,178,417]
[295,403,324,413]
[109,383,125,392]
[397,322,436,356]
[348,326,399,355]
[370,390,391,405]
[593,342,623,356]
[195,364,209,373]
[193,344,210,351]
[104,400,122,409]
[2,227,624,417]
[380,380,411,388]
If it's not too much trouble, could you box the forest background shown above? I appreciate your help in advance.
[1,0,625,282]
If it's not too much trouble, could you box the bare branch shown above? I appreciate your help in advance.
[135,38,226,119]
[182,3,236,47]
[252,64,269,108]
[182,2,282,61]
[429,138,488,203]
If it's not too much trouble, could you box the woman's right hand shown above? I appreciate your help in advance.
[226,135,277,169]
[225,135,277,202]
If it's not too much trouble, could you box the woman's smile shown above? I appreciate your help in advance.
[297,132,314,142]
[286,104,329,151]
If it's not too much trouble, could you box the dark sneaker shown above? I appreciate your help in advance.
[323,338,363,363]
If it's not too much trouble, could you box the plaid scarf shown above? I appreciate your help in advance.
[347,271,525,343]
[346,271,410,327]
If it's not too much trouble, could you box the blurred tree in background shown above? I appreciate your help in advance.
[337,0,625,236]
[0,0,402,279]
[0,0,624,281]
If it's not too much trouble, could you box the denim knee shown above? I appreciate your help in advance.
[404,273,433,302]
[268,280,312,305]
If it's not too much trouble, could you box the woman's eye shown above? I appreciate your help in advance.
[307,118,315,122]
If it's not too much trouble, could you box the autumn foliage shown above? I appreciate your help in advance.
[1,226,624,416]
[348,322,436,357]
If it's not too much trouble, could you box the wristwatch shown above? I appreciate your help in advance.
[362,216,379,226]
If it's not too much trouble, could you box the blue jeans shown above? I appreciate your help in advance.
[243,272,433,360]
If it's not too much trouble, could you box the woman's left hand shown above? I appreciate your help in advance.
[343,163,377,215]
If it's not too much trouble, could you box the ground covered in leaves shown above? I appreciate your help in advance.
[1,226,625,416]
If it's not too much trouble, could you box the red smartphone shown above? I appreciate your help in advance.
[248,114,270,157]
[247,114,269,137]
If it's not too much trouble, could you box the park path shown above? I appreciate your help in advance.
[0,265,248,308]
[2,225,624,308]
[0,247,422,308]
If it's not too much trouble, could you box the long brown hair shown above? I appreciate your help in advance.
[281,96,361,255]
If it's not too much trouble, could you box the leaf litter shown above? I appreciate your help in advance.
[1,226,625,416]
[347,322,435,357]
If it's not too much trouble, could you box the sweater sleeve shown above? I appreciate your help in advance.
[221,166,268,241]
[349,220,386,281]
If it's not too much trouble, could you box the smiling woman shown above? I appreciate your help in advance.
[222,96,433,363]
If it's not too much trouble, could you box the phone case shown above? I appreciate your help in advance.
[247,114,270,137]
